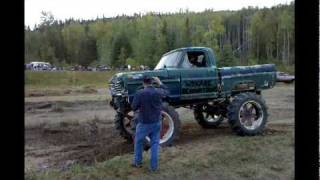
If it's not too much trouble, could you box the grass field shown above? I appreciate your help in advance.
[25,71,117,96]
[25,71,117,88]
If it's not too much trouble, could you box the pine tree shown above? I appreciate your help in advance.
[218,43,235,67]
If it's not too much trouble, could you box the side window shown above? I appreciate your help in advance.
[180,51,208,68]
[181,54,193,68]
[154,51,182,70]
[197,55,205,66]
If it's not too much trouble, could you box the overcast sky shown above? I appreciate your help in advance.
[25,0,293,27]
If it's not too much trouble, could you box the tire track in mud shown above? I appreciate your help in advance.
[25,118,133,171]
[175,122,292,146]
[25,118,292,172]
[25,84,294,171]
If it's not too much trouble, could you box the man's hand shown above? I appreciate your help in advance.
[152,77,162,85]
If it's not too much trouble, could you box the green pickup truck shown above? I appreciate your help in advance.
[109,47,276,146]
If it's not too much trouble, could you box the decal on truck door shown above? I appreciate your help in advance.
[180,50,218,99]
[181,79,216,94]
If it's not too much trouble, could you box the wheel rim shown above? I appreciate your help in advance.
[201,104,222,123]
[238,100,264,130]
[146,111,174,145]
[203,112,222,122]
[124,110,174,145]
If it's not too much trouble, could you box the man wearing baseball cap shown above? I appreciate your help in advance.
[131,76,169,172]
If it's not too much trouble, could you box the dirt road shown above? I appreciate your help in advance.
[25,82,294,172]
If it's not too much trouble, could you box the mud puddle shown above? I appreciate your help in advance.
[25,119,132,172]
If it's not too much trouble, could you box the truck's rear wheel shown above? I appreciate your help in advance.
[227,92,268,136]
[194,103,224,128]
[114,103,180,147]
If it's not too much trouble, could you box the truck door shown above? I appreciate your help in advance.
[155,51,183,103]
[179,50,219,100]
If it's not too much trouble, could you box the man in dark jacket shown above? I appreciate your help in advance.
[131,76,169,171]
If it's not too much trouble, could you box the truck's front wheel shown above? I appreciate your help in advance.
[114,103,180,147]
[115,111,135,143]
[145,103,180,147]
[227,92,268,136]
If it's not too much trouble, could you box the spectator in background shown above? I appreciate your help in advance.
[140,65,145,70]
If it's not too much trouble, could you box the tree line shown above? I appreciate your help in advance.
[25,2,294,70]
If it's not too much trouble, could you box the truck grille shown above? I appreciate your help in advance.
[109,81,123,95]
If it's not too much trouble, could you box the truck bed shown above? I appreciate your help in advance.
[218,64,276,95]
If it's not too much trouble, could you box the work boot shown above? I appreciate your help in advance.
[150,168,159,173]
[131,163,142,168]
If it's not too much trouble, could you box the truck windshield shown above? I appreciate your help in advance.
[154,52,181,70]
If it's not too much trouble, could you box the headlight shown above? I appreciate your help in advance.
[128,74,143,80]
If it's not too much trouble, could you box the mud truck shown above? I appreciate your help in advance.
[109,47,276,146]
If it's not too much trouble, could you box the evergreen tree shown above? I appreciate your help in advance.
[25,3,294,69]
[218,43,235,67]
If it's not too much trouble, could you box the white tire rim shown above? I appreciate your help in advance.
[146,111,174,145]
[238,100,264,130]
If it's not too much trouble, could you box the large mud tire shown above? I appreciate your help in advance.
[143,103,181,150]
[114,112,134,143]
[159,103,181,146]
[194,104,224,129]
[227,92,268,136]
[114,103,181,148]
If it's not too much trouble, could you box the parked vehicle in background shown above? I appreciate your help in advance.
[25,63,33,70]
[119,65,128,71]
[68,65,92,71]
[81,66,94,71]
[276,71,294,83]
[96,65,111,71]
[28,62,52,71]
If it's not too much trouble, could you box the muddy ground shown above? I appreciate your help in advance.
[25,82,294,173]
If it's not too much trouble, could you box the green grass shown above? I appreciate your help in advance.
[25,71,118,96]
[25,71,117,89]
[25,127,294,180]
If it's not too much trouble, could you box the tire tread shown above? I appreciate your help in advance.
[227,92,268,136]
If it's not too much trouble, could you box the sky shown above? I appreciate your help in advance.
[25,0,293,27]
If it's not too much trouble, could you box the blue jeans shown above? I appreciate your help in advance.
[134,121,161,171]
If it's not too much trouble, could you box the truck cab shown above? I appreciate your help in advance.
[153,47,219,101]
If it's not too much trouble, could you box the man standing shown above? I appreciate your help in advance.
[131,76,169,172]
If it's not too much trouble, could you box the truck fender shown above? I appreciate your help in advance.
[231,81,256,92]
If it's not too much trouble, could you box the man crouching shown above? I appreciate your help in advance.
[131,76,169,172]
